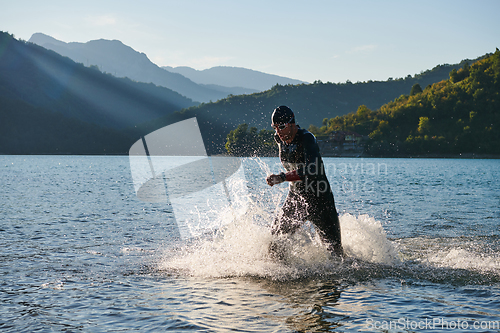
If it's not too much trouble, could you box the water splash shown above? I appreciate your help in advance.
[158,157,498,284]
[159,204,400,280]
[398,236,500,274]
[427,247,500,272]
[158,157,402,280]
[341,213,400,265]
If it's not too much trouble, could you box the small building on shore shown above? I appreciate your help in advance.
[317,131,368,157]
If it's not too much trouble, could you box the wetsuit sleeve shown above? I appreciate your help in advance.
[285,169,301,181]
[296,132,323,180]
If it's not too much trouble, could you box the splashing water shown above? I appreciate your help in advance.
[159,207,400,280]
[341,213,400,264]
[428,248,500,272]
[159,157,402,280]
[158,157,500,283]
[398,236,500,274]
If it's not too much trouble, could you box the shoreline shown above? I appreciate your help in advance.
[1,153,499,159]
[322,152,500,159]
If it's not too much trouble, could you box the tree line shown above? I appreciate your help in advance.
[225,49,500,157]
[307,49,500,156]
[2,30,496,157]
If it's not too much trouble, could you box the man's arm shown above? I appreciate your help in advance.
[267,131,322,186]
[266,170,301,186]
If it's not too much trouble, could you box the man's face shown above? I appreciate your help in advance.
[272,122,293,142]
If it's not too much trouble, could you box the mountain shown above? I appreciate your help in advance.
[29,33,256,103]
[3,31,490,156]
[1,31,197,129]
[134,57,482,155]
[163,66,307,91]
[308,49,500,157]
[0,31,201,154]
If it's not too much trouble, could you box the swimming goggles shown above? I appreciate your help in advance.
[272,123,288,130]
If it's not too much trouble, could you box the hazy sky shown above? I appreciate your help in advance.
[2,0,499,83]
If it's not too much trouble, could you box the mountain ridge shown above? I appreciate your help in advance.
[131,57,481,155]
[28,33,305,102]
[0,31,196,130]
[163,65,307,91]
[308,49,500,157]
[2,31,490,155]
[28,33,229,103]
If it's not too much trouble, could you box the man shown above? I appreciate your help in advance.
[266,105,343,256]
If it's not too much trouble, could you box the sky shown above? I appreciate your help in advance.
[2,0,499,84]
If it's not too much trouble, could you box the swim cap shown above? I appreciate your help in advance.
[271,105,295,124]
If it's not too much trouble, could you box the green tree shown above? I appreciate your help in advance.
[417,116,430,134]
[410,83,423,96]
[356,105,371,119]
[225,124,276,156]
[307,49,500,157]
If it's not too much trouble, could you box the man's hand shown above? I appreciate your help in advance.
[266,174,284,186]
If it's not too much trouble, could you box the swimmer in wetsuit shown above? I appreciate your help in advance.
[266,105,343,256]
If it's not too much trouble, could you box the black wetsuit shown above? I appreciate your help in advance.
[272,127,343,255]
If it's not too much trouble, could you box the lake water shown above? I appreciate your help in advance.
[1,155,500,332]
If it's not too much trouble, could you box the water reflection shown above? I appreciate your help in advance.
[255,278,344,332]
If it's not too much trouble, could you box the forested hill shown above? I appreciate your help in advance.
[0,30,492,156]
[309,49,500,157]
[29,32,256,103]
[0,31,197,129]
[133,56,481,155]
